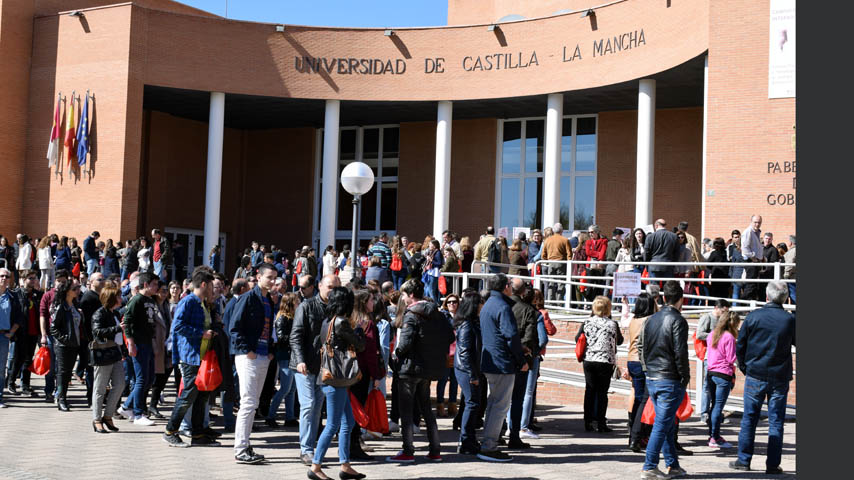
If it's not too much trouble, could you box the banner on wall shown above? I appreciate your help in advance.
[768,0,795,99]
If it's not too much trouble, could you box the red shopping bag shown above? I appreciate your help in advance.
[641,392,694,425]
[350,391,370,429]
[438,275,448,295]
[365,389,389,434]
[195,350,222,392]
[575,333,587,362]
[71,262,80,278]
[29,346,51,375]
[693,331,707,361]
[641,268,650,285]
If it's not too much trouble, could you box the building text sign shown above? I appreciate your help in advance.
[768,0,795,98]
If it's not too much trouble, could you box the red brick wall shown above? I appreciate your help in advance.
[704,0,795,240]
[0,0,34,236]
[597,108,703,234]
[448,0,604,25]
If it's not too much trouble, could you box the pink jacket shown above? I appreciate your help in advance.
[706,330,736,377]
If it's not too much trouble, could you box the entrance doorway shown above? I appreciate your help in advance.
[163,227,227,281]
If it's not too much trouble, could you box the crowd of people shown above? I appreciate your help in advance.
[0,214,795,479]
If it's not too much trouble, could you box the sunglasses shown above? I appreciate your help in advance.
[0,275,10,278]
[447,300,459,305]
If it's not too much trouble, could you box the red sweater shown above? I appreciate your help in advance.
[585,238,608,261]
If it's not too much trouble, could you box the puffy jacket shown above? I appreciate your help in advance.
[640,305,690,386]
[289,293,329,373]
[49,302,82,348]
[394,300,455,380]
[510,295,538,367]
[736,303,795,382]
[479,290,526,374]
[229,286,273,356]
[274,313,294,358]
[171,293,207,366]
[454,317,482,377]
[37,247,54,270]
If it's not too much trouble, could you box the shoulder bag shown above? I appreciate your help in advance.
[89,338,123,366]
[319,319,362,388]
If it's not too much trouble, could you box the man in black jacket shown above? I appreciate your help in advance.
[386,278,455,463]
[504,278,537,448]
[289,273,339,465]
[643,219,678,280]
[640,281,689,479]
[83,231,100,276]
[9,270,42,397]
[78,272,105,407]
[730,281,795,475]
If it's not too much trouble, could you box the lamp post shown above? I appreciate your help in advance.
[340,162,375,278]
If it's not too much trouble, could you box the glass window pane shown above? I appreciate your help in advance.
[574,176,596,231]
[561,118,572,172]
[364,128,379,159]
[382,157,398,177]
[560,176,572,228]
[337,185,353,231]
[359,183,377,231]
[523,177,542,229]
[500,178,520,231]
[380,184,397,231]
[502,121,521,174]
[525,120,544,173]
[340,129,356,161]
[382,127,399,159]
[576,117,596,172]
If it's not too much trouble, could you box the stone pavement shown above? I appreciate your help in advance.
[0,378,796,480]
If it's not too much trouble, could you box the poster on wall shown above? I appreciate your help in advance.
[768,0,795,99]
[513,227,531,242]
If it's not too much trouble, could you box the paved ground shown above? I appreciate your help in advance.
[0,378,795,480]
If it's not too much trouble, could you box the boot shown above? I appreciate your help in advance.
[447,402,458,417]
[436,403,447,418]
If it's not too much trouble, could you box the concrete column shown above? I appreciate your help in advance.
[203,92,225,260]
[433,101,453,239]
[543,93,563,228]
[700,54,709,239]
[635,79,656,228]
[319,99,340,251]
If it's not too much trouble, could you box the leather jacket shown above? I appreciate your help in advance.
[274,313,294,358]
[49,302,82,348]
[91,307,122,342]
[454,317,481,378]
[640,305,690,386]
[510,295,539,365]
[289,294,329,374]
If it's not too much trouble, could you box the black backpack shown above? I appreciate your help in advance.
[487,238,502,265]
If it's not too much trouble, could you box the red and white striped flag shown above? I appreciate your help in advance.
[46,94,61,168]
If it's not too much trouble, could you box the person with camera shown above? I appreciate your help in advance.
[307,286,366,480]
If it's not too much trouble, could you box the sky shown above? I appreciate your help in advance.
[176,0,448,28]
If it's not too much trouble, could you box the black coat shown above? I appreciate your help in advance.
[289,294,329,374]
[510,295,538,365]
[274,313,294,358]
[643,229,679,272]
[50,302,82,348]
[640,306,690,386]
[454,317,481,377]
[394,301,455,380]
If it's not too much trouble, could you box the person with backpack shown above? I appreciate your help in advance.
[389,235,407,290]
[473,227,499,275]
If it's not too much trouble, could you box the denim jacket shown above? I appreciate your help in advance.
[171,292,206,366]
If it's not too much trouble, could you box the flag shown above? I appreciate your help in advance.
[77,93,90,167]
[64,95,77,167]
[46,95,61,168]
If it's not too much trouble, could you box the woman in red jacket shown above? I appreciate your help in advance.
[584,225,609,304]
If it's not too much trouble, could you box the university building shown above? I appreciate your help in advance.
[0,0,796,275]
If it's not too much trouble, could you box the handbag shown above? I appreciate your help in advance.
[640,391,694,425]
[319,319,362,388]
[88,339,122,366]
[693,331,707,361]
[195,349,223,392]
[390,254,403,272]
[29,345,51,375]
[575,332,587,362]
[438,275,448,295]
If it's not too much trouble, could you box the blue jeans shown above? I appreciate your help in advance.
[267,358,296,421]
[120,267,129,281]
[504,370,528,440]
[0,335,9,403]
[436,366,458,404]
[787,283,796,304]
[295,372,325,455]
[424,275,440,301]
[648,269,673,280]
[86,258,98,276]
[454,369,481,450]
[737,375,790,469]
[153,259,166,282]
[166,363,209,435]
[699,360,709,416]
[313,384,354,465]
[707,375,733,439]
[644,378,685,471]
[520,355,540,430]
[44,336,57,397]
[391,270,407,290]
[732,282,742,300]
[128,342,154,416]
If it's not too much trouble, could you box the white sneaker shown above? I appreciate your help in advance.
[117,406,133,420]
[388,421,400,433]
[520,428,540,440]
[134,416,156,426]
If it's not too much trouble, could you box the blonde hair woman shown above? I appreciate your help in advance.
[37,236,55,289]
[577,295,623,432]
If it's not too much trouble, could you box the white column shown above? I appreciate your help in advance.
[543,93,563,228]
[203,92,225,261]
[433,101,453,239]
[319,99,340,251]
[635,79,656,228]
[700,54,709,239]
